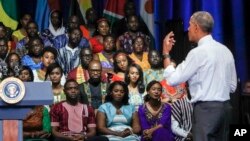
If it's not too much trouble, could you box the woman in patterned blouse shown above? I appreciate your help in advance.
[138,80,174,141]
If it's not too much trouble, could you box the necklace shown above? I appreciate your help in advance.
[145,102,164,127]
[53,85,63,96]
[146,102,162,116]
[37,69,46,80]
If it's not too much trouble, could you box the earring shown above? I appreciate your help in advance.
[158,98,161,102]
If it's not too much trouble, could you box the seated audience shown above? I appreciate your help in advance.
[21,36,44,70]
[18,66,33,82]
[12,13,32,42]
[161,60,187,104]
[53,15,89,49]
[50,79,108,141]
[23,106,51,141]
[5,52,21,77]
[0,22,15,52]
[116,15,150,54]
[16,21,51,58]
[19,66,51,141]
[0,37,9,63]
[56,27,84,75]
[85,8,98,38]
[79,60,108,111]
[97,81,141,141]
[97,34,115,74]
[129,36,150,71]
[45,63,65,104]
[143,49,164,85]
[0,38,11,80]
[41,10,65,41]
[33,47,56,81]
[161,80,187,104]
[138,80,174,141]
[0,22,7,39]
[112,1,150,38]
[67,47,98,84]
[89,18,110,53]
[171,96,193,141]
[125,63,146,110]
[108,51,132,82]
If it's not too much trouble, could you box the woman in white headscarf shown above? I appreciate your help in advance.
[41,10,65,41]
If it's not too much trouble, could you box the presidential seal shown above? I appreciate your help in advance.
[0,77,25,104]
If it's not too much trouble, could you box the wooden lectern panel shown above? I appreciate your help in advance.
[3,120,18,141]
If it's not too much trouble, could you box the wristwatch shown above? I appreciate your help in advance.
[162,53,171,59]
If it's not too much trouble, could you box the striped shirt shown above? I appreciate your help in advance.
[57,45,81,75]
[171,97,193,141]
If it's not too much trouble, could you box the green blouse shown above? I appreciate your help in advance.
[24,106,51,141]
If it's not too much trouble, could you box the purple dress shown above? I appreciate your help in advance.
[138,103,174,141]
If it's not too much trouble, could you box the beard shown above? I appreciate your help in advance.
[89,77,101,85]
[81,62,89,69]
[0,52,7,59]
[66,94,79,104]
[29,52,41,58]
[150,63,162,69]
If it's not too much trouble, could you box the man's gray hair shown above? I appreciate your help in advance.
[191,11,214,33]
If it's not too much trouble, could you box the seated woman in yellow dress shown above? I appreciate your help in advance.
[12,13,32,42]
[129,36,150,71]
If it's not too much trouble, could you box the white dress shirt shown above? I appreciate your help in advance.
[164,35,237,103]
[171,116,189,138]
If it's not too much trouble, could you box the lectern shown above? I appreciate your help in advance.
[0,79,53,141]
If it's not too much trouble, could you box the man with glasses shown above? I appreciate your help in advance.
[79,60,108,112]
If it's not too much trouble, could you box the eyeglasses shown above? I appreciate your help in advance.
[89,69,102,73]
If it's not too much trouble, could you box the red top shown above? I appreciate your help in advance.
[80,25,91,40]
[89,36,103,53]
[111,74,124,82]
[160,80,187,101]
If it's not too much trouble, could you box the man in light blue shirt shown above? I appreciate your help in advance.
[162,11,237,141]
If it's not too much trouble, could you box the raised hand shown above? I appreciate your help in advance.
[163,31,176,54]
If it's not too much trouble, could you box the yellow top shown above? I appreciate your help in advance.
[12,29,26,41]
[129,52,151,71]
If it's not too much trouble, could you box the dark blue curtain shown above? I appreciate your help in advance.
[151,0,248,83]
[230,0,247,83]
